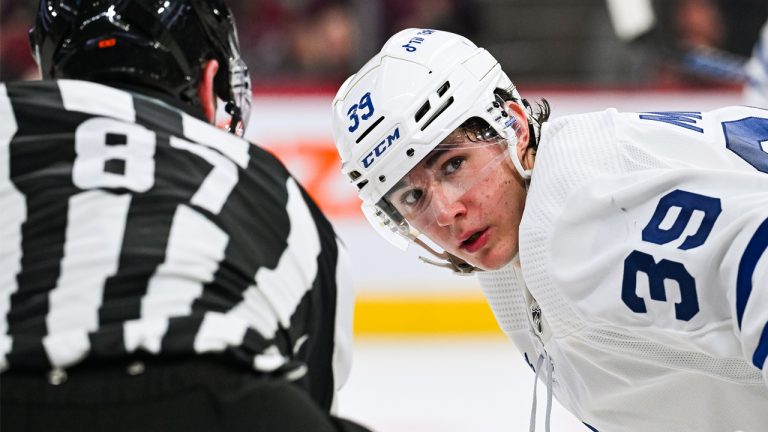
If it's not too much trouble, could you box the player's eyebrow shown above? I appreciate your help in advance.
[386,143,459,195]
[423,149,443,169]
[425,141,463,168]
[388,179,407,194]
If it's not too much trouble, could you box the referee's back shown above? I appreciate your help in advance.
[0,79,354,411]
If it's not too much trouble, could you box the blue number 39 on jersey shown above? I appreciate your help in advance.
[621,116,768,321]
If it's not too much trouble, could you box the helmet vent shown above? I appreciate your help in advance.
[437,81,450,96]
[348,170,361,180]
[355,116,385,144]
[414,101,431,122]
[356,180,369,190]
[420,97,454,132]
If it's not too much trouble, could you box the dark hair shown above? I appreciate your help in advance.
[453,117,500,142]
[494,88,550,151]
[527,99,551,130]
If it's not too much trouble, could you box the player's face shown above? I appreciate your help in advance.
[385,135,527,270]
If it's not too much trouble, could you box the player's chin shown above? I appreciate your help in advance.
[467,248,515,271]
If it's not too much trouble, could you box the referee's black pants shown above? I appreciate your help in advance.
[0,356,373,432]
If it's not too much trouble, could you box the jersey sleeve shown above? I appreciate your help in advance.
[329,237,355,412]
[722,195,768,384]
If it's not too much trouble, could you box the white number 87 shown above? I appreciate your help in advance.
[72,117,156,192]
[71,116,243,215]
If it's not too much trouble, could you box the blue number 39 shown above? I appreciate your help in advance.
[622,190,720,321]
[347,92,375,133]
[622,115,768,321]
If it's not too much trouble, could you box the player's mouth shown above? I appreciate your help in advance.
[460,228,489,253]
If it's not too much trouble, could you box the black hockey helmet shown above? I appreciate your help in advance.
[29,0,251,136]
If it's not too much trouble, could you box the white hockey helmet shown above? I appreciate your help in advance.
[332,28,528,257]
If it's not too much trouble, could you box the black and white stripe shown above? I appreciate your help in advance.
[0,83,24,370]
[0,80,350,408]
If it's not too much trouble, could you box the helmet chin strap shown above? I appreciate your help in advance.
[413,237,479,274]
[507,132,532,181]
[505,114,533,181]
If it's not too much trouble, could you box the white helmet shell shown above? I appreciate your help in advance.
[332,28,523,249]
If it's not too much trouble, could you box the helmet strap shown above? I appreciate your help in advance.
[502,106,532,181]
[225,101,243,134]
[507,131,532,181]
[413,237,479,274]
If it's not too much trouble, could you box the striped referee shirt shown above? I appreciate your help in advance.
[0,79,354,410]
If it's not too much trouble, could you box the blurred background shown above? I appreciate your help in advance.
[2,0,767,430]
[3,0,768,86]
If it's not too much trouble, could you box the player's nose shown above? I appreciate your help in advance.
[432,187,467,227]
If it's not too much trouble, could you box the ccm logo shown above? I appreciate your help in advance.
[361,127,401,168]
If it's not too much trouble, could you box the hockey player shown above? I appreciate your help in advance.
[0,1,371,431]
[332,28,768,431]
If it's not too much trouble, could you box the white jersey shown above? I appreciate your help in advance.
[479,107,768,432]
[745,21,768,108]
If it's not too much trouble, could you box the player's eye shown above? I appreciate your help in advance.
[443,156,465,175]
[402,188,424,206]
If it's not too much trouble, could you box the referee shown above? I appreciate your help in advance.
[0,0,371,431]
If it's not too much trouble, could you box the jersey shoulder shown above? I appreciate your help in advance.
[521,107,768,331]
[525,109,624,230]
[2,80,73,128]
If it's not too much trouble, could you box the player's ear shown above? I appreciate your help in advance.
[504,101,535,170]
[197,59,219,124]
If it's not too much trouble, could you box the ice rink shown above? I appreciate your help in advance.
[337,336,587,432]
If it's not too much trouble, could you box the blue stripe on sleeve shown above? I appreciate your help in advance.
[753,323,768,369]
[736,218,768,329]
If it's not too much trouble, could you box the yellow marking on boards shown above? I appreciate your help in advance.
[353,293,504,336]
